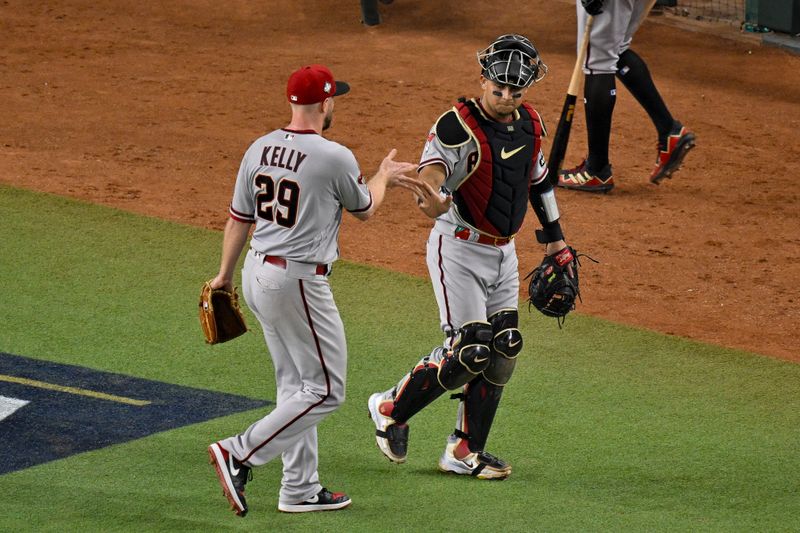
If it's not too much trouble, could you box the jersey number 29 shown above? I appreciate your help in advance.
[255,174,299,228]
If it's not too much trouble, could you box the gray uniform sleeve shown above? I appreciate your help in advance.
[419,125,459,181]
[332,146,372,213]
[229,148,256,223]
[419,123,477,194]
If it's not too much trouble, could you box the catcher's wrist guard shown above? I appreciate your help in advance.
[199,281,248,344]
[535,222,564,244]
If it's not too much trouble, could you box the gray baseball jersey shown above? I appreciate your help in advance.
[220,128,368,505]
[578,0,652,74]
[418,118,547,334]
[229,128,372,264]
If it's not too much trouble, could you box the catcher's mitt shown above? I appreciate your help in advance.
[525,246,584,324]
[198,281,248,344]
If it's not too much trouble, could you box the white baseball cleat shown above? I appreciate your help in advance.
[368,391,409,463]
[437,438,511,480]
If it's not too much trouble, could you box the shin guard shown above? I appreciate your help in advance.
[390,347,448,424]
[392,321,492,423]
[453,376,504,453]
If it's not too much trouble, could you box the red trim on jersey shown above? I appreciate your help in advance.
[474,99,495,122]
[419,157,451,178]
[533,166,549,186]
[229,205,255,223]
[281,128,319,135]
[437,234,453,331]
[347,191,373,213]
[455,102,496,234]
[242,279,331,463]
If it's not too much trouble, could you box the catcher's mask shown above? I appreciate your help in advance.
[477,34,548,88]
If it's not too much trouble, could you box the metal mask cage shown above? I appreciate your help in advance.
[477,36,548,88]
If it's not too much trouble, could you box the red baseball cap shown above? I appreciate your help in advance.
[286,64,350,105]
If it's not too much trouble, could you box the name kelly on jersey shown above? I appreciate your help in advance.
[261,145,308,173]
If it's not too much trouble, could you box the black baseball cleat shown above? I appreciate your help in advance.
[278,488,352,513]
[368,391,409,463]
[649,123,696,184]
[208,442,252,517]
[558,160,614,193]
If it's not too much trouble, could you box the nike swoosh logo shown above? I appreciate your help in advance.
[228,453,240,476]
[500,145,526,160]
[509,339,521,348]
[473,356,489,363]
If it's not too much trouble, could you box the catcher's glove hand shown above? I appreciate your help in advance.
[525,246,584,324]
[198,281,248,344]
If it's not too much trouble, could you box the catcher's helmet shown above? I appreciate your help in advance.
[477,34,548,88]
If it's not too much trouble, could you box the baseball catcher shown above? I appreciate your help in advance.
[198,281,248,344]
[367,33,582,481]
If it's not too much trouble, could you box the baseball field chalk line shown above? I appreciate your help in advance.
[0,373,151,406]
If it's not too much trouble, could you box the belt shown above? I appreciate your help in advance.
[453,226,514,246]
[264,255,329,276]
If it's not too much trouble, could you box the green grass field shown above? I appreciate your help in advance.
[1,184,799,532]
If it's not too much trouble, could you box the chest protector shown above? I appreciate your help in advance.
[450,99,542,237]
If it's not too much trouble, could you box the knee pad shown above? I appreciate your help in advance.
[438,321,492,390]
[483,310,522,386]
[489,309,523,358]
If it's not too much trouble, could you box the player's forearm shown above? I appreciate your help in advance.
[415,164,450,218]
[365,172,389,214]
[545,240,567,255]
[348,174,386,221]
[529,172,565,245]
[217,217,252,281]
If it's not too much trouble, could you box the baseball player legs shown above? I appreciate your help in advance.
[369,34,575,480]
[206,63,421,516]
[558,0,695,192]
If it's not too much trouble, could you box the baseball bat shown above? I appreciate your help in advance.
[547,15,594,185]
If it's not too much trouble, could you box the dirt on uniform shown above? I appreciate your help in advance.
[1,0,797,361]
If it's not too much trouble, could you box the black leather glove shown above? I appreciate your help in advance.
[581,0,604,16]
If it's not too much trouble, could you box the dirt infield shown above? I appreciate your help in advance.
[2,1,797,362]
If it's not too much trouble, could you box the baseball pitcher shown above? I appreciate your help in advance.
[206,64,420,517]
